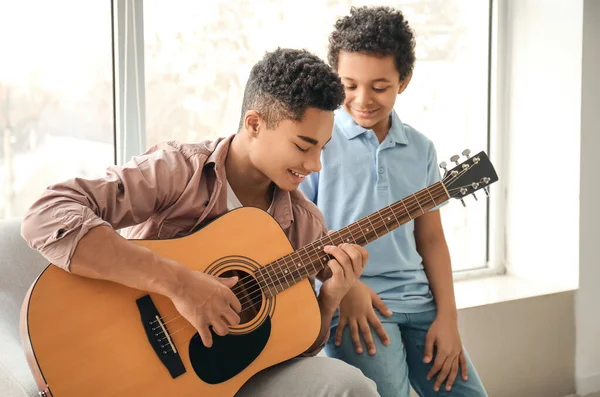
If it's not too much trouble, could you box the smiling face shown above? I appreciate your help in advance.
[336,51,411,139]
[246,107,333,191]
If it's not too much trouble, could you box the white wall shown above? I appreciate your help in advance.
[461,292,575,397]
[503,0,582,288]
[576,0,600,394]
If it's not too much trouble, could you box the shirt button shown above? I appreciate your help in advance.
[378,167,384,174]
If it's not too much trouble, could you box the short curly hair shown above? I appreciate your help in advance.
[239,48,345,129]
[328,6,416,81]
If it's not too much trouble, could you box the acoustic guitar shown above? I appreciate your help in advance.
[21,150,498,396]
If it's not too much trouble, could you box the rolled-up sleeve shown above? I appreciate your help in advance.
[21,146,194,271]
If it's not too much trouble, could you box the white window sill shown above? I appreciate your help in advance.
[454,274,578,310]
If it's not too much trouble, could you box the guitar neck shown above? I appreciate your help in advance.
[256,181,450,298]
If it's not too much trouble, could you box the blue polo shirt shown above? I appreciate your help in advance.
[300,108,443,317]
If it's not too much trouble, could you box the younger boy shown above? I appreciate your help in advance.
[300,7,488,397]
[21,48,378,397]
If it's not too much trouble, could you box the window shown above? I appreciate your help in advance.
[142,0,493,272]
[0,1,495,272]
[0,1,114,220]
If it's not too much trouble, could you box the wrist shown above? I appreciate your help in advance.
[318,292,338,317]
[148,251,190,298]
[436,306,458,322]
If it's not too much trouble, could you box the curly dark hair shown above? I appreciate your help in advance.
[328,6,416,81]
[239,48,345,129]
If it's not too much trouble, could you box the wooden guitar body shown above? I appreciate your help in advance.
[21,208,321,396]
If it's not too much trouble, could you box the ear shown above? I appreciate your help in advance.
[243,110,262,137]
[397,71,413,95]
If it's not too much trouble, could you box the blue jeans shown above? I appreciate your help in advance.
[325,310,487,397]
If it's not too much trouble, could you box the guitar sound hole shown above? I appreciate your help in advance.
[220,270,263,325]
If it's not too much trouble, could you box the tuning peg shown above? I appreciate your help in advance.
[450,155,460,165]
[484,187,490,197]
[462,149,471,159]
[460,198,466,207]
[471,193,478,201]
[439,161,448,172]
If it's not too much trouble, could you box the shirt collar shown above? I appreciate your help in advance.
[336,108,409,145]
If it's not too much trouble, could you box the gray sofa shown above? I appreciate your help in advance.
[0,218,47,397]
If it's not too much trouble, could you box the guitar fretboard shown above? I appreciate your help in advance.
[255,181,449,298]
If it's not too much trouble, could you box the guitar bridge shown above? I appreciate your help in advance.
[136,295,186,378]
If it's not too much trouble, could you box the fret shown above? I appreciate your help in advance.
[310,242,329,269]
[412,194,424,215]
[259,271,271,293]
[376,210,391,233]
[302,246,319,274]
[281,260,292,289]
[325,233,337,247]
[271,262,284,294]
[341,229,355,244]
[425,186,436,206]
[400,199,412,220]
[355,220,370,245]
[383,207,397,229]
[289,253,303,282]
[261,263,279,294]
[389,203,402,226]
[254,270,266,294]
[365,216,379,239]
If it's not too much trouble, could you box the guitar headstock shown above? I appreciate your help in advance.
[440,149,499,206]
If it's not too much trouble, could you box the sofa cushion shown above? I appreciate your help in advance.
[0,218,50,396]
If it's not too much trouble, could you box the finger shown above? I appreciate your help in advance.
[210,317,230,337]
[460,351,469,381]
[198,325,213,348]
[434,357,454,392]
[227,292,242,313]
[324,245,351,276]
[358,317,377,355]
[372,293,392,317]
[423,332,435,364]
[356,245,369,268]
[337,244,364,276]
[335,317,349,346]
[222,307,241,327]
[427,354,446,380]
[326,258,344,280]
[217,276,242,313]
[217,276,238,289]
[349,319,363,354]
[327,230,335,235]
[368,312,390,346]
[445,358,460,391]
